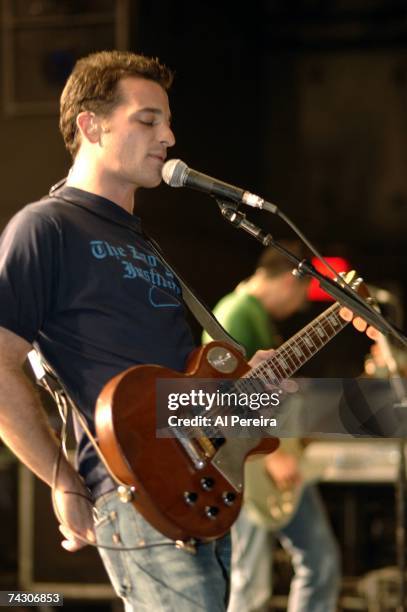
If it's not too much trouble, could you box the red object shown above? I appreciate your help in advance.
[307,257,351,302]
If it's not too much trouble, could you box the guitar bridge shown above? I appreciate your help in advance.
[173,429,206,469]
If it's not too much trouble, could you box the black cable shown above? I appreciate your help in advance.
[50,422,187,553]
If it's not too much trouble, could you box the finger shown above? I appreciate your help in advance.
[367,326,380,341]
[61,538,85,552]
[59,523,95,545]
[281,379,299,394]
[253,348,275,358]
[339,307,353,322]
[86,528,96,543]
[59,523,74,539]
[248,349,275,368]
[352,317,367,332]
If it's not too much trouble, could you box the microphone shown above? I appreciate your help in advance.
[162,159,278,212]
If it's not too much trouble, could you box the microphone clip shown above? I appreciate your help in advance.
[216,198,273,247]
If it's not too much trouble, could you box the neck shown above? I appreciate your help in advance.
[239,277,280,318]
[66,156,136,214]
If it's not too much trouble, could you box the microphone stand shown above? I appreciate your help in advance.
[218,198,407,609]
[373,303,407,612]
[217,200,407,345]
[397,433,407,612]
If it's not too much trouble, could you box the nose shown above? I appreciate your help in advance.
[161,123,176,148]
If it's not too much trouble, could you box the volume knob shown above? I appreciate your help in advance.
[205,506,219,519]
[184,492,198,505]
[200,477,215,491]
[222,492,236,506]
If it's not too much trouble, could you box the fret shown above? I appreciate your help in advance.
[268,356,286,381]
[251,376,269,393]
[315,324,327,339]
[234,379,245,395]
[296,335,313,358]
[255,372,271,390]
[318,305,341,330]
[326,312,347,333]
[322,312,337,334]
[277,355,290,371]
[320,309,338,331]
[253,369,272,388]
[309,323,325,348]
[260,364,280,386]
[279,345,297,374]
[238,378,250,393]
[304,329,319,350]
[255,376,269,392]
[316,320,330,341]
[282,343,303,370]
[321,317,335,335]
[243,377,263,395]
[291,344,305,360]
[328,314,340,328]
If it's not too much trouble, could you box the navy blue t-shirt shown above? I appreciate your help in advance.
[0,186,196,497]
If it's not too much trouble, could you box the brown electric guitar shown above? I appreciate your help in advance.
[95,272,366,543]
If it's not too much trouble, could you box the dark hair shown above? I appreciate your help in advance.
[60,50,174,158]
[257,241,307,278]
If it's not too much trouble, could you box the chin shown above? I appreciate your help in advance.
[143,179,162,190]
[136,172,162,189]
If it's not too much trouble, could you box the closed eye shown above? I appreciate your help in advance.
[138,119,155,126]
[131,107,172,128]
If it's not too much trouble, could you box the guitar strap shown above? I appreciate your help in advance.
[143,232,245,354]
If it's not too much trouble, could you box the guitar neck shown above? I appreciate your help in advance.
[249,302,348,385]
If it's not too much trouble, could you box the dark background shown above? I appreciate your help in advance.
[1,0,406,374]
[0,1,406,603]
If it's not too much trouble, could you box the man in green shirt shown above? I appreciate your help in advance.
[203,245,340,612]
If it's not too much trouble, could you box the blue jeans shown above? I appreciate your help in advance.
[94,491,231,611]
[228,485,340,612]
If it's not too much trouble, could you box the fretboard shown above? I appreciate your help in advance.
[174,302,350,439]
[238,302,348,393]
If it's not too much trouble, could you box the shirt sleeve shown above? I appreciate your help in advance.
[203,299,264,360]
[0,206,60,343]
[215,305,262,360]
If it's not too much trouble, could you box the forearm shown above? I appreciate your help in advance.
[0,362,77,489]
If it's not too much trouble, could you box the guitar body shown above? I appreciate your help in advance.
[243,441,324,531]
[95,341,279,542]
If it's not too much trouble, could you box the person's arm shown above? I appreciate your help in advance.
[0,326,95,551]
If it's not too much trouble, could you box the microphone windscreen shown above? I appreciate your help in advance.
[162,159,188,187]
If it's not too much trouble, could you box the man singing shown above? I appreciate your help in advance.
[0,50,376,611]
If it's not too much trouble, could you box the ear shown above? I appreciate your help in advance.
[76,111,100,145]
[280,270,295,286]
[254,267,268,281]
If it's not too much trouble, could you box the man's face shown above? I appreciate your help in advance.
[263,272,309,320]
[95,76,175,189]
